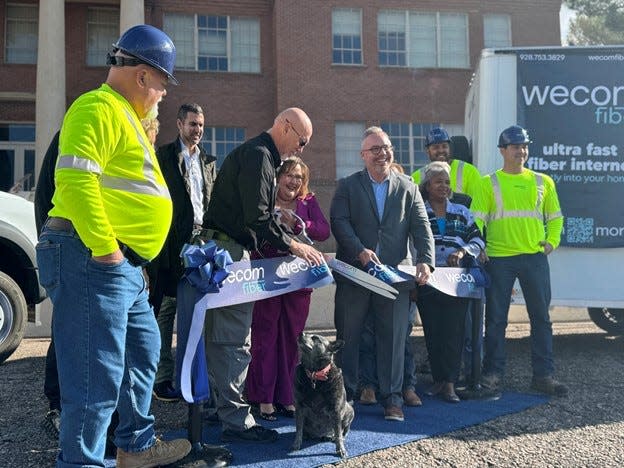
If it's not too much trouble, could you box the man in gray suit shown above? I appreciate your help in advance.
[331,126,434,422]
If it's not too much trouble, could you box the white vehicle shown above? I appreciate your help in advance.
[0,191,47,363]
[462,46,624,334]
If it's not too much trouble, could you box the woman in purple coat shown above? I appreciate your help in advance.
[246,157,330,420]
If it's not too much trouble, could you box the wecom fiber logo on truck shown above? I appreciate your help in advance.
[522,82,624,125]
[522,83,624,125]
[516,47,624,248]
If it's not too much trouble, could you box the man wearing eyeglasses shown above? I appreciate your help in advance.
[201,107,324,443]
[331,126,435,422]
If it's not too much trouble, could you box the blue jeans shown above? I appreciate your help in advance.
[483,253,554,379]
[37,223,160,467]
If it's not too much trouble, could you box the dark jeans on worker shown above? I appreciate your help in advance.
[483,253,554,379]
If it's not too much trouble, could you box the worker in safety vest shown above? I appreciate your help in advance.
[35,25,193,467]
[471,125,568,397]
[411,127,481,201]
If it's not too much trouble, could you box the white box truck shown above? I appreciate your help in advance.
[463,46,624,334]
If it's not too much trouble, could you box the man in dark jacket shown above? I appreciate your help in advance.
[202,107,324,443]
[148,103,217,401]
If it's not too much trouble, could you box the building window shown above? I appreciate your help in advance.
[5,3,38,64]
[484,14,511,48]
[86,8,119,66]
[332,8,362,65]
[381,122,440,174]
[202,127,245,168]
[378,10,469,69]
[378,10,406,67]
[0,124,35,142]
[164,13,260,73]
[0,124,35,191]
[335,122,365,179]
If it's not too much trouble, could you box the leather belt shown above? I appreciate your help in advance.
[116,241,150,268]
[46,216,75,233]
[46,217,150,268]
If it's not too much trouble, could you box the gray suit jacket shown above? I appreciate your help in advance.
[330,169,434,269]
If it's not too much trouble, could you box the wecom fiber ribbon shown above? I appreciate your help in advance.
[366,262,486,299]
[177,243,334,403]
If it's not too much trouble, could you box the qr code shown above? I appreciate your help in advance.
[566,217,593,243]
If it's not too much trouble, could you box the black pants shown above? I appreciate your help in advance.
[417,287,469,383]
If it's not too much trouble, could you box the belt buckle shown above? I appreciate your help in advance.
[190,228,212,245]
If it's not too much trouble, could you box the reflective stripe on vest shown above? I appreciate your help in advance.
[56,109,169,199]
[487,172,546,222]
[57,155,102,173]
[455,160,464,193]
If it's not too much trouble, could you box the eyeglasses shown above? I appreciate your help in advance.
[363,145,394,156]
[285,118,308,147]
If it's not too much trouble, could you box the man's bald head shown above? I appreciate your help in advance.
[269,107,313,158]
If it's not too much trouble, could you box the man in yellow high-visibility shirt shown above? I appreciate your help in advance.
[36,25,192,467]
[471,125,568,397]
[411,127,482,201]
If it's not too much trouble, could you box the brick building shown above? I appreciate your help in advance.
[0,0,562,248]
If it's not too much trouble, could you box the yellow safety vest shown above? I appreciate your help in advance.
[471,169,563,257]
[50,84,172,260]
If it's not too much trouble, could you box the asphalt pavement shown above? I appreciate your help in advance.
[2,320,623,467]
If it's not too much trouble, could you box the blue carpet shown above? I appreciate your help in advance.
[161,390,548,468]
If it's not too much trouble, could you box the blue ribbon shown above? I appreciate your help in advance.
[181,241,233,293]
[177,241,233,404]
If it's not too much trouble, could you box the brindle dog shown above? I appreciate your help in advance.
[291,333,354,458]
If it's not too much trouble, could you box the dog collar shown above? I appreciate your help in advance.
[305,364,331,388]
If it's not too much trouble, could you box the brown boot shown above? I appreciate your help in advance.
[402,388,422,406]
[116,438,191,468]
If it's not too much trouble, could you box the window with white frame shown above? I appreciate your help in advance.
[378,10,469,69]
[335,122,365,179]
[381,122,440,174]
[483,14,511,48]
[332,8,362,65]
[5,3,38,64]
[164,13,260,73]
[202,127,245,169]
[378,10,406,66]
[87,8,119,66]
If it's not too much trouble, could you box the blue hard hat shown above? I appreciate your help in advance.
[112,24,178,85]
[425,127,451,147]
[498,125,531,147]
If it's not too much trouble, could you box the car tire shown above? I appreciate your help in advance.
[0,271,27,364]
[587,307,624,335]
